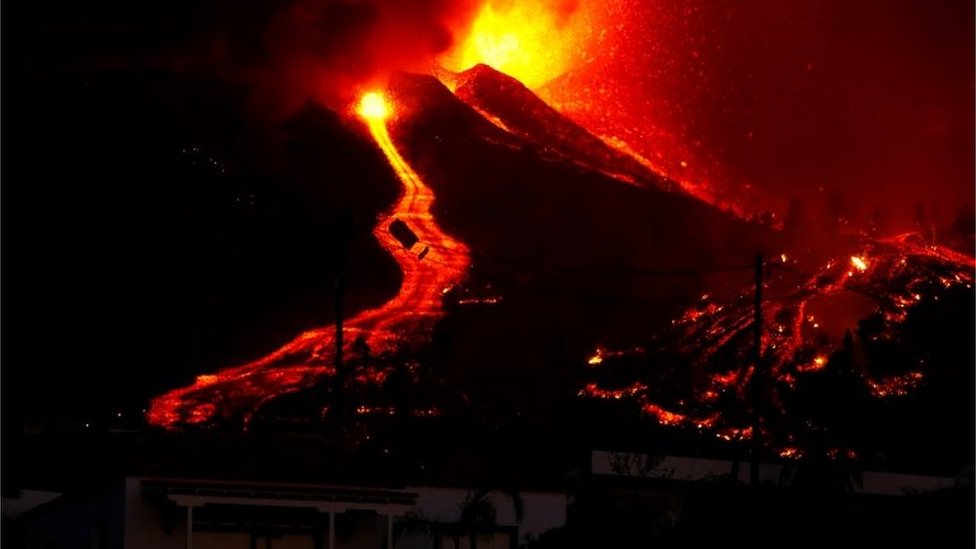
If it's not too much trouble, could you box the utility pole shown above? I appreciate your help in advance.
[750,253,763,487]
[335,216,344,373]
[331,210,351,425]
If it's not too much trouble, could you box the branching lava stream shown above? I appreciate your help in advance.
[147,92,470,428]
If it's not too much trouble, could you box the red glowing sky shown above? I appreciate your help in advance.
[538,0,975,227]
[254,0,972,228]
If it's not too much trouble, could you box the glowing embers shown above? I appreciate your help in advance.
[441,0,601,89]
[579,382,648,401]
[146,92,471,429]
[587,346,645,366]
[778,447,803,460]
[641,403,688,427]
[716,426,753,442]
[796,355,828,374]
[599,134,751,220]
[439,7,754,216]
[867,371,924,399]
[579,237,975,456]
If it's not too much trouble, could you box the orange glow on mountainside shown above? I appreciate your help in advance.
[147,92,470,428]
[440,0,600,90]
[437,0,754,219]
[581,233,975,453]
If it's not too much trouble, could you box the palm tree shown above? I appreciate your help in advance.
[456,488,524,549]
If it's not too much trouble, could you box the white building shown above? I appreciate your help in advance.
[12,477,567,549]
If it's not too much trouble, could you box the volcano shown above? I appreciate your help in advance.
[451,65,664,190]
[147,66,773,429]
[145,63,973,472]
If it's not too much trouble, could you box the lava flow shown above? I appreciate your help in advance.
[147,92,470,428]
[581,234,976,454]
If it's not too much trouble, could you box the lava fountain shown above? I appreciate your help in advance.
[437,0,747,218]
[439,0,602,90]
[147,92,470,428]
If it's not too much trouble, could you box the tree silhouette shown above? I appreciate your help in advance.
[454,488,524,549]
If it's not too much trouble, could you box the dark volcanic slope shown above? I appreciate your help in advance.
[385,71,777,414]
[382,70,974,469]
[389,71,772,295]
[454,64,663,189]
[3,69,402,421]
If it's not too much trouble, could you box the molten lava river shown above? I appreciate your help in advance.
[148,93,470,427]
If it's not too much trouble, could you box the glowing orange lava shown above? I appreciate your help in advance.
[358,91,390,120]
[581,234,975,452]
[438,0,756,220]
[147,92,470,428]
[440,0,600,90]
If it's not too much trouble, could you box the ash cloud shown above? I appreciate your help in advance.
[246,0,482,115]
[33,0,484,116]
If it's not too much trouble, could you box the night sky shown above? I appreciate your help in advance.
[2,0,973,425]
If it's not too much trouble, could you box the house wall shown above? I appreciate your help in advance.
[26,478,567,549]
[123,478,398,549]
[22,482,125,549]
[123,477,184,549]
